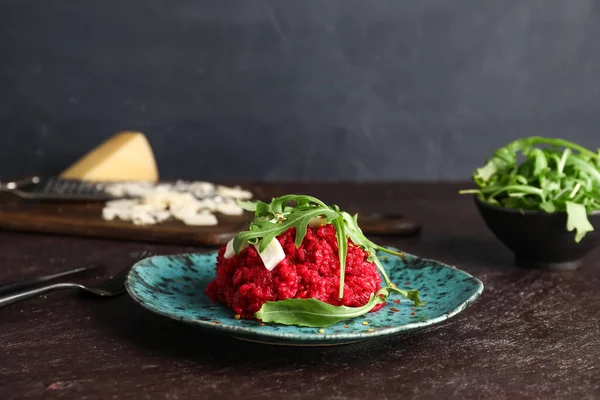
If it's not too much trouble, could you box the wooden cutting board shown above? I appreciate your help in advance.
[0,193,248,247]
[0,189,422,246]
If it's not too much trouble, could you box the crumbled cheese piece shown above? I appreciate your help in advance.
[215,199,245,216]
[153,210,171,223]
[216,185,253,200]
[101,181,253,226]
[132,208,158,225]
[102,207,124,221]
[102,199,137,221]
[187,181,216,198]
[181,211,218,226]
[104,182,155,197]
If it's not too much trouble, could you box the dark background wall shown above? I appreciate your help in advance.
[1,0,599,181]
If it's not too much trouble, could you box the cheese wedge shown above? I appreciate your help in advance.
[60,131,159,182]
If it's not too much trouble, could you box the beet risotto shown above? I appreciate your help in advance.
[206,224,383,319]
[204,194,423,327]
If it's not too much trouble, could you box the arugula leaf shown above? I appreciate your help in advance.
[474,159,500,183]
[387,286,424,307]
[332,216,348,298]
[255,288,390,328]
[255,286,425,328]
[255,201,273,218]
[566,201,594,243]
[460,137,600,242]
[236,199,258,212]
[529,148,548,176]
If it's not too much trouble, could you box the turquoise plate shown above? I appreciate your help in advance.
[125,251,483,346]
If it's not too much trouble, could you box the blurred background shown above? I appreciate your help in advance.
[1,0,600,181]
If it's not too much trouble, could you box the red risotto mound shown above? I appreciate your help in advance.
[206,224,384,319]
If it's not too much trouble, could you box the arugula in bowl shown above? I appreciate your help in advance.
[460,137,600,242]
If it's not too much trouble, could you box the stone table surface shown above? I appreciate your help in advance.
[1,182,599,399]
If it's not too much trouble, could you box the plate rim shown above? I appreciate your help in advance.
[125,251,484,342]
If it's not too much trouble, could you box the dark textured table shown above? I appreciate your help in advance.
[2,183,599,400]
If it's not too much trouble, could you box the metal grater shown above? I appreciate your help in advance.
[0,176,122,201]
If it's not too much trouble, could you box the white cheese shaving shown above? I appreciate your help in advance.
[253,238,285,271]
[153,210,171,223]
[102,207,127,221]
[216,185,253,200]
[101,181,253,226]
[181,211,218,226]
[224,238,249,259]
[223,236,285,272]
[215,199,245,216]
[132,206,158,225]
[104,182,155,198]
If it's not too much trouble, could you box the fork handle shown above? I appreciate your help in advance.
[0,283,80,308]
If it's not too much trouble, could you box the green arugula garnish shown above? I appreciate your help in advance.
[232,195,424,326]
[256,286,423,328]
[460,136,600,242]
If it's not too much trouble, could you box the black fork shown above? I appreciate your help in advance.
[0,250,152,308]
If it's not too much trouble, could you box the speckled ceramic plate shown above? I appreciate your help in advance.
[125,251,483,346]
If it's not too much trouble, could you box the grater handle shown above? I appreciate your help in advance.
[0,176,41,191]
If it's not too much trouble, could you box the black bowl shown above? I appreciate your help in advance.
[475,198,600,271]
